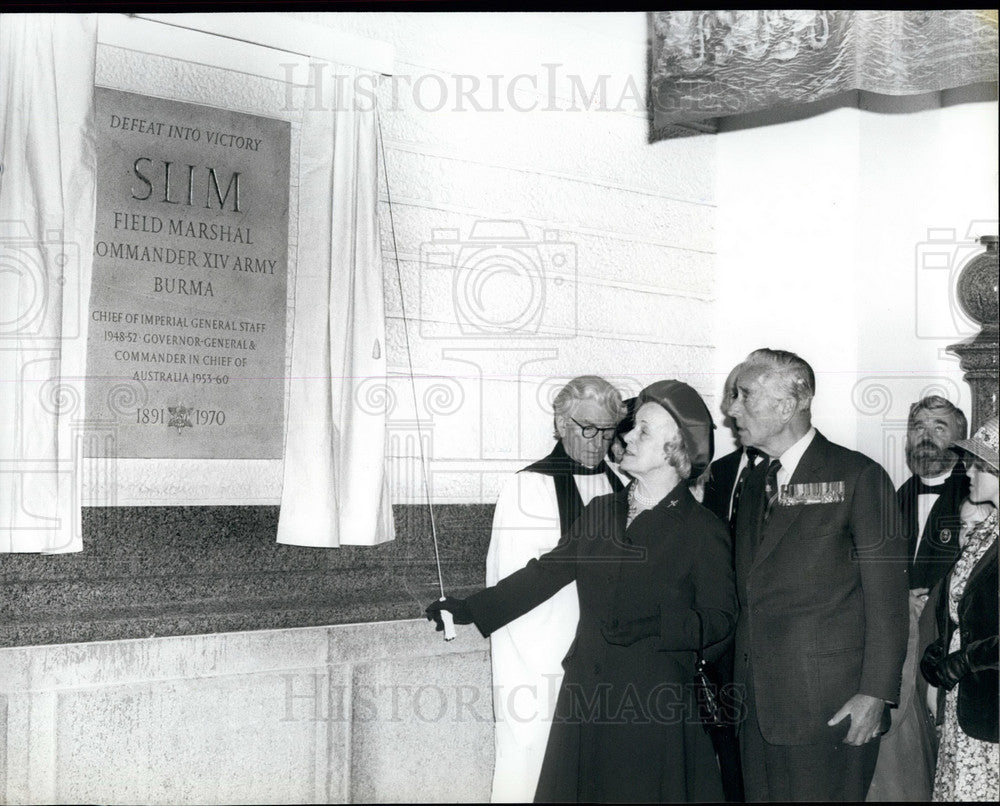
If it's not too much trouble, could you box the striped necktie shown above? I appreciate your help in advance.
[762,459,782,527]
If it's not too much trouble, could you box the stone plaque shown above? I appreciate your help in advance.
[86,89,289,459]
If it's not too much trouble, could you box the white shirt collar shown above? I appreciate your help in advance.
[917,470,951,487]
[775,427,817,484]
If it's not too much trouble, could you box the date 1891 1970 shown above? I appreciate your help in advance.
[136,407,227,426]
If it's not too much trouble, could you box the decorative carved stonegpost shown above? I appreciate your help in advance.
[949,235,999,429]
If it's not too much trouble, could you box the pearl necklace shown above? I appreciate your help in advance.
[629,484,661,509]
[627,483,663,526]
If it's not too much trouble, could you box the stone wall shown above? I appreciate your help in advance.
[0,505,489,648]
[0,621,493,804]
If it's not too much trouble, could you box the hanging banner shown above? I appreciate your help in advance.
[85,88,290,459]
[650,10,1000,137]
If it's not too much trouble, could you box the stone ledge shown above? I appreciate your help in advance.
[0,620,494,805]
[0,504,491,648]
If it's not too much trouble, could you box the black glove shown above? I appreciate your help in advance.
[425,596,473,632]
[920,637,948,688]
[601,613,660,647]
[934,649,971,691]
[930,636,1000,690]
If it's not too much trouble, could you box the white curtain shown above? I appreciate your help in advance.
[0,14,97,553]
[277,64,393,547]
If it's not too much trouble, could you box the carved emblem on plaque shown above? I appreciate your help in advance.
[168,405,193,433]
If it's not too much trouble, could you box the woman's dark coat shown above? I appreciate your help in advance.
[932,539,999,742]
[467,483,738,803]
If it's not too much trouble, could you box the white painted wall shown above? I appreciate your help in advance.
[91,11,1000,502]
[292,11,719,505]
[714,88,998,485]
[93,11,719,508]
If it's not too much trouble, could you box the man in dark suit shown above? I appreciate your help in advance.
[704,364,764,533]
[700,369,763,802]
[727,348,908,802]
[868,396,968,801]
[899,395,968,595]
[703,376,766,541]
[703,447,749,526]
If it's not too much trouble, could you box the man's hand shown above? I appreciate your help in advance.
[827,693,887,746]
[425,596,473,631]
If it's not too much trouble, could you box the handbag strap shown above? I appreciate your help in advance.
[694,609,706,663]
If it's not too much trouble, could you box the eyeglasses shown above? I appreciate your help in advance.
[570,417,618,440]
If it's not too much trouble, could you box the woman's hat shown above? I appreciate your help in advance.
[953,414,999,472]
[614,396,637,438]
[637,380,715,478]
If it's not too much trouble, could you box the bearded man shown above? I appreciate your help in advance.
[868,395,970,802]
[899,395,969,597]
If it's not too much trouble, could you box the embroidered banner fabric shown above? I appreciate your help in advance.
[651,10,999,137]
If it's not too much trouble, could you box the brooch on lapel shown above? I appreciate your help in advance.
[778,480,845,506]
[939,528,953,544]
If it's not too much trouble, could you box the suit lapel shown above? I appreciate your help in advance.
[734,461,765,584]
[750,433,829,572]
[605,486,644,618]
[898,476,920,554]
[922,492,956,559]
[717,450,740,499]
[917,465,969,560]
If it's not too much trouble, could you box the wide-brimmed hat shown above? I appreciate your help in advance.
[953,415,999,472]
[637,380,715,478]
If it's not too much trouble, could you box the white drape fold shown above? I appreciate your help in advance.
[277,65,393,547]
[0,14,97,553]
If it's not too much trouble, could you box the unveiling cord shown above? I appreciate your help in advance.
[375,99,455,639]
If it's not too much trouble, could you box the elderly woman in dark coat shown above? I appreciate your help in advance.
[428,380,738,802]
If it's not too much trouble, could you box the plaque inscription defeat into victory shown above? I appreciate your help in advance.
[85,88,290,459]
